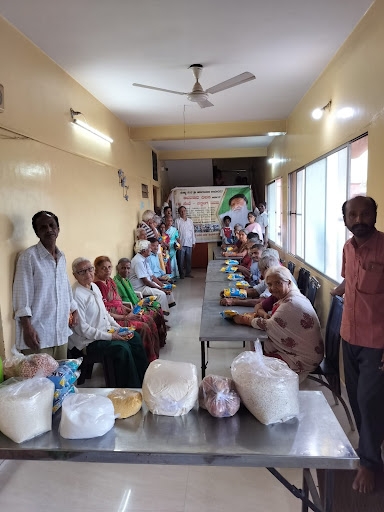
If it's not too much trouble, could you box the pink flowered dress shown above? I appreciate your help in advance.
[251,289,324,382]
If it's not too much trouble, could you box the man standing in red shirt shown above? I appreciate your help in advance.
[332,196,384,493]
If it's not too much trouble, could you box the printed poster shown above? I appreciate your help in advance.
[170,186,253,243]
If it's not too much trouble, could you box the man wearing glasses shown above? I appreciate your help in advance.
[13,211,78,360]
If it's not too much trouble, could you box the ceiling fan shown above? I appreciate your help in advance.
[132,64,255,108]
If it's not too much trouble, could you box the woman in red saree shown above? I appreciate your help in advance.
[93,256,160,361]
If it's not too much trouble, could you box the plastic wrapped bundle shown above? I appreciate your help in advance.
[199,375,240,418]
[227,273,244,281]
[223,287,247,299]
[142,360,198,416]
[0,377,55,443]
[231,340,299,425]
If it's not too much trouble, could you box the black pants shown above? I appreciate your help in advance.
[342,340,384,471]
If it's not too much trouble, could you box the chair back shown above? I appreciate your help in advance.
[324,295,344,369]
[297,267,310,295]
[287,261,296,275]
[306,276,321,306]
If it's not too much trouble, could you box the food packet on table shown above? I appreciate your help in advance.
[198,375,241,418]
[235,280,250,288]
[0,377,55,443]
[227,273,244,281]
[59,393,115,439]
[220,309,239,320]
[47,359,82,389]
[220,266,238,273]
[53,384,76,414]
[224,259,239,265]
[107,389,142,419]
[4,346,59,379]
[223,287,247,299]
[231,340,299,425]
[142,360,198,416]
[225,246,234,252]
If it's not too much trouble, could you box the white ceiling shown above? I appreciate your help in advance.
[0,0,373,153]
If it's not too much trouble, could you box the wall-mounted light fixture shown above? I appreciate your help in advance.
[70,108,113,143]
[311,100,332,120]
[267,132,287,136]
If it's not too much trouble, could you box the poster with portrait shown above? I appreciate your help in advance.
[169,186,253,243]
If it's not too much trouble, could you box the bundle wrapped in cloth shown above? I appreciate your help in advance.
[198,375,241,418]
[231,340,299,425]
[142,360,198,416]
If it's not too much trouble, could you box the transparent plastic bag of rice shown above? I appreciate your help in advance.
[231,340,299,425]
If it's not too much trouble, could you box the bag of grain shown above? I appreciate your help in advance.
[0,377,55,443]
[231,340,299,425]
[59,393,115,439]
[142,360,198,416]
[198,375,240,418]
[107,389,142,419]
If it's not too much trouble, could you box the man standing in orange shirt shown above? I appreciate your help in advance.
[332,196,384,494]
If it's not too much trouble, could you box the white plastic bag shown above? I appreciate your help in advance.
[59,393,115,439]
[142,360,198,416]
[231,340,299,425]
[0,377,55,443]
[3,346,58,379]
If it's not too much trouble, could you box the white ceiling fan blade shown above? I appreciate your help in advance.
[205,72,255,95]
[132,83,186,95]
[197,99,214,109]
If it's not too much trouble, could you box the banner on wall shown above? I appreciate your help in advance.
[170,186,253,243]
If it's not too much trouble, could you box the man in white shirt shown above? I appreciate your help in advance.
[175,206,196,279]
[129,240,175,314]
[12,211,78,359]
[256,202,269,246]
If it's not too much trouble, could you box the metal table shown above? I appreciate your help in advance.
[199,300,267,378]
[213,246,243,261]
[0,390,358,512]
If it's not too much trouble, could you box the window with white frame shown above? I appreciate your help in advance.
[266,177,283,246]
[288,134,368,282]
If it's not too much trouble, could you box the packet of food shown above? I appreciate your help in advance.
[221,266,238,273]
[227,273,244,280]
[220,310,239,319]
[162,283,176,290]
[236,280,250,288]
[223,288,248,298]
[132,305,142,315]
[225,259,239,265]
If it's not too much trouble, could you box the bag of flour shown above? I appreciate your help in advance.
[142,360,198,416]
[231,340,299,425]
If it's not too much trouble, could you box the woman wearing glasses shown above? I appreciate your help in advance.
[69,257,149,388]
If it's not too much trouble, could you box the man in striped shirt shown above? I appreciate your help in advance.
[175,206,196,279]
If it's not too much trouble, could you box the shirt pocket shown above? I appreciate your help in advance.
[358,262,384,294]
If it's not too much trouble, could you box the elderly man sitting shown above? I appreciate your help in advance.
[129,240,176,315]
[147,237,173,283]
[69,257,149,388]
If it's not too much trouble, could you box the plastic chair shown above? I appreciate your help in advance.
[307,295,355,431]
[306,276,320,306]
[297,267,310,295]
[287,261,296,276]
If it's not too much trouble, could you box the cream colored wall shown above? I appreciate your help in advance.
[265,0,384,326]
[0,17,161,357]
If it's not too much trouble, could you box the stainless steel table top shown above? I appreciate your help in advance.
[199,300,267,342]
[0,391,358,470]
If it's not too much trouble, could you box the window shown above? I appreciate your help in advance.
[267,177,282,246]
[288,134,368,281]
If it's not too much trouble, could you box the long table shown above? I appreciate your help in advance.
[0,389,358,512]
[213,245,243,261]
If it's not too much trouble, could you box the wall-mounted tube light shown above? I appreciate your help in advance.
[311,100,332,120]
[267,132,287,136]
[70,108,113,143]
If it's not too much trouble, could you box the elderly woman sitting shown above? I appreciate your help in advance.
[114,257,167,347]
[233,266,324,382]
[129,240,176,314]
[222,228,249,258]
[69,258,148,388]
[93,256,160,361]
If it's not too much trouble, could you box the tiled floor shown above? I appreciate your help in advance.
[0,268,358,511]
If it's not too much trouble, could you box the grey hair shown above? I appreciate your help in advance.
[134,239,151,254]
[142,210,156,222]
[264,266,297,288]
[239,228,249,235]
[233,223,243,231]
[135,227,147,239]
[261,248,280,260]
[72,257,91,273]
[258,254,280,274]
[117,257,131,268]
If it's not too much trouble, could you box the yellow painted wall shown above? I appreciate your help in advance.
[0,17,161,357]
[265,0,384,326]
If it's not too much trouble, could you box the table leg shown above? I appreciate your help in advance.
[301,470,309,512]
[323,469,334,512]
[201,341,207,379]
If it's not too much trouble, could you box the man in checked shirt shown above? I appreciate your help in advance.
[13,211,78,360]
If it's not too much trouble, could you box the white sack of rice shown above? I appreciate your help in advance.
[0,377,55,443]
[231,343,299,425]
[142,360,198,416]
